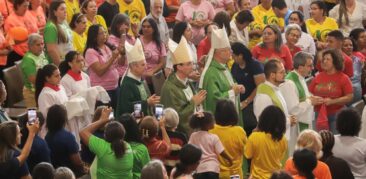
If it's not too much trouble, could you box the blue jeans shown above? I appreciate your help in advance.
[314,112,337,134]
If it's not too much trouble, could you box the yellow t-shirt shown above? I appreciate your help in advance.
[210,125,247,179]
[117,0,146,24]
[85,15,108,34]
[305,17,339,42]
[65,0,80,23]
[245,132,288,179]
[72,31,86,54]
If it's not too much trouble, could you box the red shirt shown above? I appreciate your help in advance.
[251,44,293,70]
[144,138,170,161]
[316,52,354,78]
[309,72,353,115]
[197,37,210,62]
[289,45,302,58]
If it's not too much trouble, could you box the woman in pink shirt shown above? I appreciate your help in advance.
[4,0,39,66]
[175,0,215,45]
[251,25,293,71]
[108,14,136,77]
[84,24,125,109]
[29,0,46,34]
[139,18,166,93]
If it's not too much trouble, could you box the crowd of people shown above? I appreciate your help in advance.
[0,0,366,178]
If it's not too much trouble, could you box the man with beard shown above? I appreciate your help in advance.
[161,37,206,135]
[143,0,169,44]
[254,59,296,141]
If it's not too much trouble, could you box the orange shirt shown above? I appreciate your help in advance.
[165,0,180,23]
[29,6,46,31]
[285,157,332,179]
[4,11,39,56]
[0,0,13,19]
[0,30,7,65]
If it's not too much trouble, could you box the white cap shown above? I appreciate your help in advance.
[125,39,146,64]
[168,37,193,65]
[211,27,230,49]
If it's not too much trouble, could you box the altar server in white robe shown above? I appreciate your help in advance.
[279,52,323,154]
[35,64,68,138]
[60,51,91,97]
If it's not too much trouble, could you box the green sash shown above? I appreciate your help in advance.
[286,71,306,102]
[257,83,284,111]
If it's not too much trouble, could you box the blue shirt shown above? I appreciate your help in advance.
[45,129,79,169]
[26,135,51,171]
[231,60,264,102]
[285,9,293,26]
[0,149,30,179]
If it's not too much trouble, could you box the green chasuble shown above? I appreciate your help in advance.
[202,60,242,126]
[286,71,306,102]
[161,73,196,134]
[116,76,151,118]
[257,83,284,111]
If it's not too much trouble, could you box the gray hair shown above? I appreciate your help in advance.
[285,23,302,36]
[27,33,43,46]
[141,160,166,179]
[293,51,313,69]
[54,167,75,179]
[163,108,179,129]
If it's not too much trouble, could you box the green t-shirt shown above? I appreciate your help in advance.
[130,142,150,179]
[89,135,134,179]
[44,21,74,62]
[21,51,49,91]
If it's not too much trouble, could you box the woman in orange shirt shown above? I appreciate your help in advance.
[29,0,46,33]
[4,0,38,66]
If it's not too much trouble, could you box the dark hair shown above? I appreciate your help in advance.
[289,11,307,33]
[46,104,68,133]
[49,0,68,43]
[0,121,18,162]
[215,99,239,126]
[349,28,366,51]
[13,0,27,10]
[172,21,188,43]
[110,14,130,38]
[81,0,94,14]
[84,24,114,56]
[173,144,202,178]
[258,105,286,141]
[270,170,293,179]
[69,13,85,29]
[319,130,334,160]
[336,108,361,136]
[271,0,287,9]
[35,64,59,103]
[235,10,254,24]
[32,162,55,179]
[140,116,159,140]
[189,112,215,130]
[139,18,162,51]
[264,59,281,79]
[116,113,143,143]
[310,0,327,16]
[104,121,126,158]
[293,149,317,179]
[204,22,218,35]
[260,25,283,52]
[59,51,79,77]
[231,42,254,64]
[343,37,357,52]
[322,48,344,71]
[213,11,231,36]
[327,30,344,41]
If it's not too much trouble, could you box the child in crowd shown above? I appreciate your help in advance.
[32,162,55,179]
[293,149,317,179]
[140,116,171,161]
[188,111,233,179]
[160,108,187,173]
[170,144,202,179]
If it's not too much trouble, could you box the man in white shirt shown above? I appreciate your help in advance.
[229,10,254,46]
[144,0,170,44]
[254,59,296,141]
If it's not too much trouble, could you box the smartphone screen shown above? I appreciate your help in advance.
[27,109,37,124]
[109,111,114,119]
[155,104,164,120]
[134,103,142,118]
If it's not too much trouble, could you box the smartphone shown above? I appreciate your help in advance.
[27,109,37,125]
[133,102,142,118]
[109,111,114,120]
[155,104,164,120]
[230,175,240,179]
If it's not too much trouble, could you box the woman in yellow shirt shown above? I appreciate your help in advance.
[209,99,247,179]
[81,0,107,34]
[245,105,288,179]
[305,0,338,50]
[69,13,87,54]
